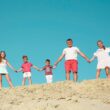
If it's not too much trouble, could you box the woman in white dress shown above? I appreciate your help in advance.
[0,51,16,89]
[90,40,110,79]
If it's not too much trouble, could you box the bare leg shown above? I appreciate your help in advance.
[22,78,26,86]
[105,67,110,79]
[0,75,2,89]
[73,73,78,82]
[28,77,32,85]
[96,69,101,79]
[5,74,14,88]
[66,72,70,80]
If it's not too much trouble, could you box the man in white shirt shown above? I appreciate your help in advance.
[54,39,90,81]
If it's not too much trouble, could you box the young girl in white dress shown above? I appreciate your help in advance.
[0,51,16,89]
[90,40,110,79]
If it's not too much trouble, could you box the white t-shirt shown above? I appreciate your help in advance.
[0,59,8,74]
[62,47,80,60]
[94,47,110,69]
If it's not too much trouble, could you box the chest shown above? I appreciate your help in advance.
[22,63,31,68]
[45,67,52,72]
[65,49,77,54]
[97,50,109,57]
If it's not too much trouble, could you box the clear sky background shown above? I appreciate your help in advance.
[0,0,110,87]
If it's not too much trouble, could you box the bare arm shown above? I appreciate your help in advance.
[89,56,96,62]
[54,54,65,65]
[39,68,44,71]
[32,65,40,71]
[6,61,16,72]
[17,68,23,72]
[78,51,90,62]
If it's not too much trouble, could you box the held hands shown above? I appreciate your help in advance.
[53,65,57,69]
[85,58,91,63]
[87,59,91,63]
[15,70,18,73]
[14,69,18,73]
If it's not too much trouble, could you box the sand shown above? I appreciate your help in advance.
[0,79,110,110]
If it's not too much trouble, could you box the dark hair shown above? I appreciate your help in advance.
[22,55,28,60]
[66,38,73,42]
[97,40,105,50]
[46,59,50,63]
[0,51,6,63]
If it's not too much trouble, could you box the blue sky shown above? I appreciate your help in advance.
[0,0,110,87]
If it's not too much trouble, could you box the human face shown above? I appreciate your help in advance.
[67,40,73,48]
[0,52,6,59]
[97,41,104,49]
[23,57,28,63]
[45,61,50,66]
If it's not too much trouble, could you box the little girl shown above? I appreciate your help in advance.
[90,40,110,79]
[0,51,16,89]
[17,55,39,86]
[39,59,56,84]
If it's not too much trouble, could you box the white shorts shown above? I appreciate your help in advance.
[46,75,53,83]
[23,72,31,78]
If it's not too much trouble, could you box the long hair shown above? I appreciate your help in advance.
[97,40,105,50]
[0,51,6,63]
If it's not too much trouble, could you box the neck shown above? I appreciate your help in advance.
[24,61,28,63]
[68,46,73,48]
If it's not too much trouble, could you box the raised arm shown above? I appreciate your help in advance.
[54,54,65,66]
[6,60,17,72]
[77,51,90,63]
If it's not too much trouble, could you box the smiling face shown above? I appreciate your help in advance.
[97,41,104,49]
[66,40,73,48]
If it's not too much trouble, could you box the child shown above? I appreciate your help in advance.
[39,59,56,84]
[89,40,110,79]
[0,51,17,89]
[17,55,39,86]
[54,38,90,81]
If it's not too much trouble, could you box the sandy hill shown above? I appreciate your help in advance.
[0,79,110,110]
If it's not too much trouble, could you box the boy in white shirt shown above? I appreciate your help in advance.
[54,38,90,81]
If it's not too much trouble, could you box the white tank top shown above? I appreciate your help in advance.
[0,59,8,74]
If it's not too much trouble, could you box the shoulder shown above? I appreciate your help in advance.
[21,63,25,67]
[43,66,46,70]
[50,65,53,68]
[74,47,79,50]
[63,48,68,51]
[3,59,8,63]
[94,49,99,56]
[29,62,33,65]
[73,47,80,52]
[105,47,110,50]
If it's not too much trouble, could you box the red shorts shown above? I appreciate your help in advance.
[65,60,78,73]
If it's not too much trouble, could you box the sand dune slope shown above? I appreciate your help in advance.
[0,79,110,110]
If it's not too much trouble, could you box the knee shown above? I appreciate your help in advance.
[97,69,101,72]
[66,71,70,74]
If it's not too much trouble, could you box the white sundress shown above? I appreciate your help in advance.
[0,59,8,74]
[94,47,110,69]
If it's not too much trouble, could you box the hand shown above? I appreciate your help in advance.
[53,65,57,69]
[54,63,58,66]
[14,70,18,73]
[38,69,41,71]
[87,59,91,63]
